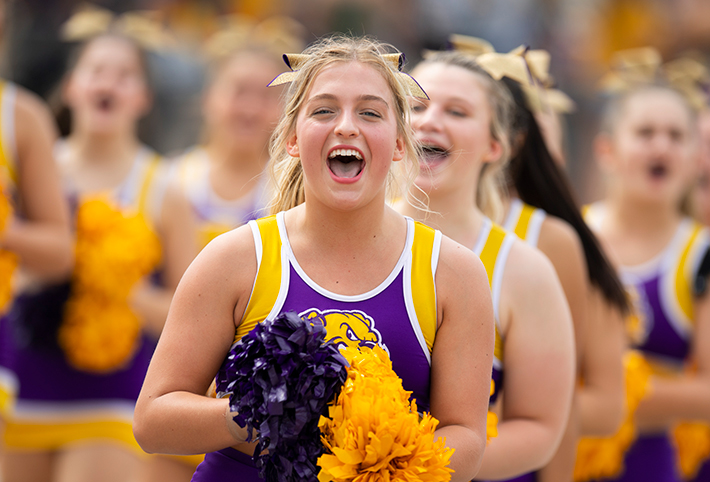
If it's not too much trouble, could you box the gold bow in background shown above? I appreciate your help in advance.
[203,15,307,61]
[267,52,430,99]
[61,3,175,51]
[599,47,710,110]
[447,34,576,114]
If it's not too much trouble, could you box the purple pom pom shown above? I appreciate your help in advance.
[215,311,348,482]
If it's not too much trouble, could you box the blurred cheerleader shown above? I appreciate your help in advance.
[584,54,710,482]
[480,44,631,480]
[0,5,73,477]
[134,36,495,482]
[1,30,196,482]
[397,49,576,480]
[170,17,304,250]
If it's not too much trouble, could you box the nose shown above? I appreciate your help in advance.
[412,103,441,134]
[334,111,359,138]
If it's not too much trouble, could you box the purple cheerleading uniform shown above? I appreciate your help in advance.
[586,204,710,482]
[191,212,442,481]
[2,147,171,453]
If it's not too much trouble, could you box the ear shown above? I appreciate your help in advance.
[392,134,405,162]
[286,132,299,157]
[594,132,615,174]
[482,137,504,164]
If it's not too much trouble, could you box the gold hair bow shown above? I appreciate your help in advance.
[267,52,429,99]
[61,3,174,51]
[599,47,709,110]
[448,34,576,113]
[204,15,307,61]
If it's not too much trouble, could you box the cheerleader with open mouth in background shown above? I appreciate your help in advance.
[1,14,196,482]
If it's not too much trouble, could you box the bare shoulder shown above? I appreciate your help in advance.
[505,239,561,296]
[13,86,57,137]
[436,234,488,286]
[184,223,258,297]
[538,215,584,260]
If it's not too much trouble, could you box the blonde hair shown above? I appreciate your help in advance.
[268,35,421,214]
[415,51,514,222]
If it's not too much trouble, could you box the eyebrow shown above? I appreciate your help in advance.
[308,93,389,107]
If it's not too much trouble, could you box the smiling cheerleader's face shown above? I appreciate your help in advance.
[408,62,502,198]
[286,60,404,212]
[605,88,698,208]
[64,35,151,136]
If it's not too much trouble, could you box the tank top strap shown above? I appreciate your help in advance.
[474,220,515,365]
[409,221,442,354]
[504,198,546,247]
[670,220,710,326]
[235,214,283,344]
[0,81,17,188]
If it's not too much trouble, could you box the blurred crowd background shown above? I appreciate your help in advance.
[2,0,710,202]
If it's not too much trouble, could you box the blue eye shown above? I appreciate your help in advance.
[362,110,382,118]
[411,104,425,113]
[313,108,333,115]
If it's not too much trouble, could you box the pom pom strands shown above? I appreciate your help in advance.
[217,311,349,482]
[317,345,454,482]
[59,197,161,372]
[0,186,18,312]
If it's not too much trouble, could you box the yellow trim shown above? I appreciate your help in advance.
[479,225,507,289]
[3,419,144,453]
[235,215,282,343]
[478,224,508,365]
[675,224,703,322]
[514,203,537,241]
[0,386,14,417]
[411,222,437,353]
[137,154,161,215]
[0,82,16,186]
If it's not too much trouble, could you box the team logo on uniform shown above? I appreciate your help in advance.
[299,308,389,353]
[624,282,652,345]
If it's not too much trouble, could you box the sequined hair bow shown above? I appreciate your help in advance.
[599,47,709,110]
[446,34,576,113]
[267,52,429,99]
[60,3,174,51]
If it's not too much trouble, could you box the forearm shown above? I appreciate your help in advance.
[130,283,174,338]
[578,384,624,436]
[475,419,560,479]
[134,393,246,455]
[538,399,579,482]
[636,375,710,429]
[434,424,486,482]
[1,219,72,281]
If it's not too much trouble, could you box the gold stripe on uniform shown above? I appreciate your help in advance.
[514,203,537,241]
[411,221,437,353]
[675,224,703,322]
[235,215,282,343]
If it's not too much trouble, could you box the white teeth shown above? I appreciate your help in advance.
[329,148,362,160]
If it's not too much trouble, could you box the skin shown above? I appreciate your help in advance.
[398,61,575,479]
[0,88,73,282]
[693,109,710,225]
[200,52,283,203]
[134,60,495,481]
[2,36,196,482]
[593,88,710,432]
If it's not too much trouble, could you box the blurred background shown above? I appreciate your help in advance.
[1,0,709,202]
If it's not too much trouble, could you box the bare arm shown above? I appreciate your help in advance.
[1,87,72,280]
[635,291,710,430]
[131,180,198,338]
[430,237,495,481]
[133,225,255,454]
[578,287,625,436]
[475,243,576,479]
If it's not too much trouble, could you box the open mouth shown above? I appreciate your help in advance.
[328,148,364,179]
[420,144,450,165]
[649,163,668,180]
[96,94,115,112]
